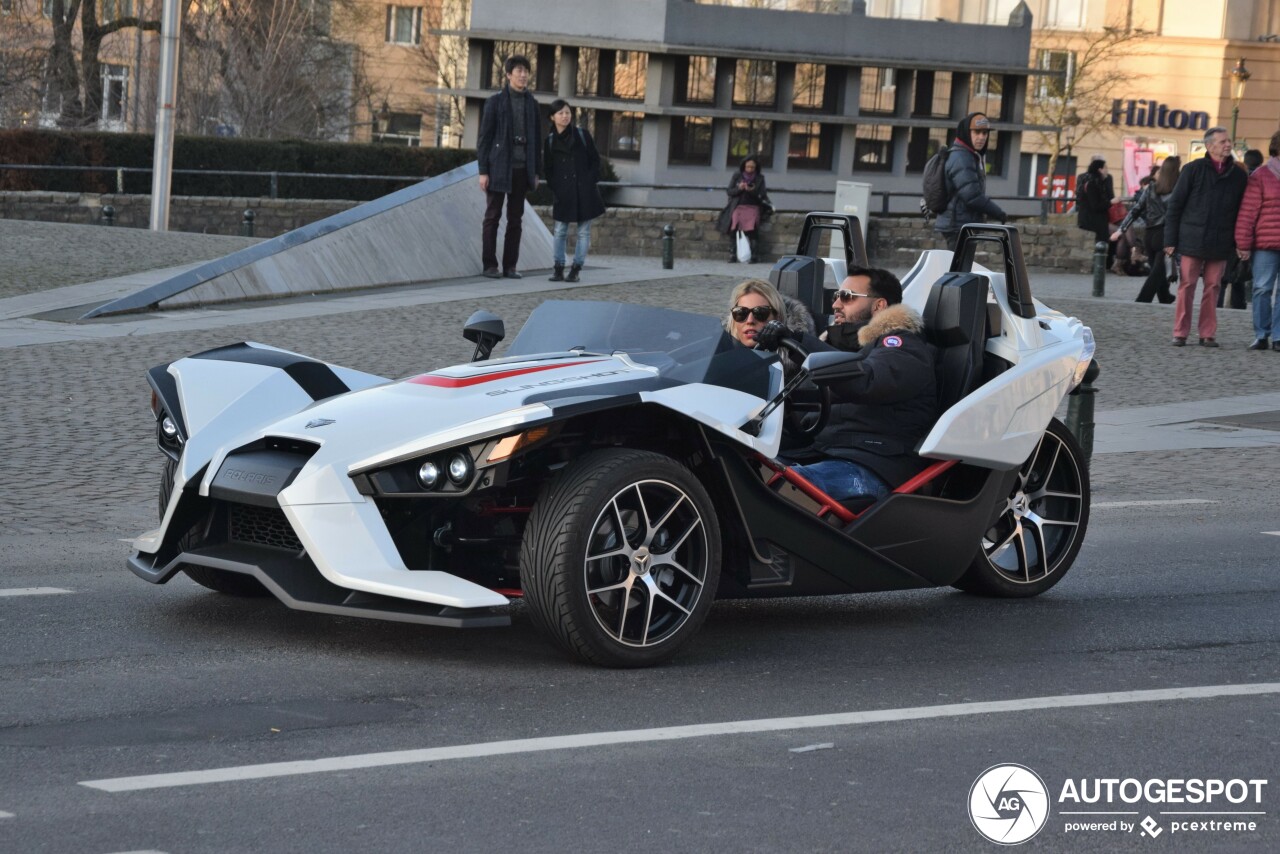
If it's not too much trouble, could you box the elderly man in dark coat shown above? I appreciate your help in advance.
[1164,126,1248,347]
[935,112,1006,251]
[477,55,542,279]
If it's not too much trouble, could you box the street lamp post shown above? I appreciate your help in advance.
[1230,57,1251,144]
[1061,108,1080,214]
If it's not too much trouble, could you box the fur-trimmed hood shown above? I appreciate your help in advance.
[856,304,925,348]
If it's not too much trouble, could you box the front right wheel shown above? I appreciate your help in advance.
[520,449,721,667]
[955,418,1089,597]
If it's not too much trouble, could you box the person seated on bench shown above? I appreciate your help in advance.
[755,267,939,502]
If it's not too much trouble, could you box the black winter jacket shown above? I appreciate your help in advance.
[716,167,771,234]
[543,127,606,223]
[1163,156,1248,260]
[1075,170,1113,237]
[795,305,940,486]
[477,86,541,193]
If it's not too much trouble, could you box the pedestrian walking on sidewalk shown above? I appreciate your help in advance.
[1163,127,1247,348]
[1234,131,1280,351]
[1117,156,1179,304]
[543,99,606,283]
[935,112,1006,251]
[477,55,541,280]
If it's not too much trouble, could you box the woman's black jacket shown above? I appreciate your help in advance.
[542,127,606,223]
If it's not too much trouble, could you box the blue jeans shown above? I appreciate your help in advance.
[790,459,890,502]
[553,219,593,266]
[1251,249,1280,340]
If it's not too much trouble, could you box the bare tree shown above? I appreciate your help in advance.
[418,0,469,146]
[1026,23,1151,182]
[179,0,376,140]
[0,0,49,127]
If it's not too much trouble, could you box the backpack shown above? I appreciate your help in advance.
[920,146,951,215]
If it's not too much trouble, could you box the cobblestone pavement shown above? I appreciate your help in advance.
[0,219,260,299]
[0,223,1277,537]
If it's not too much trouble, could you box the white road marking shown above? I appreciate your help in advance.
[0,810,14,819]
[0,587,72,598]
[1263,531,1280,537]
[80,682,1280,793]
[1092,499,1217,509]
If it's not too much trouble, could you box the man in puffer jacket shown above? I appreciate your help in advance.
[1233,129,1280,351]
[935,112,1007,251]
[754,267,939,502]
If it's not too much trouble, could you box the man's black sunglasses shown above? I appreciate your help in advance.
[731,305,776,322]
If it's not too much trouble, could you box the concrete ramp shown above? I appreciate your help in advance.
[83,162,553,318]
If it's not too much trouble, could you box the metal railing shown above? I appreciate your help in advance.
[1,162,1081,221]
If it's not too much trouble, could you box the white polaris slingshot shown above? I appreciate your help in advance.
[130,222,1096,667]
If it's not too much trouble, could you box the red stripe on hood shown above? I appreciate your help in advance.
[407,359,605,389]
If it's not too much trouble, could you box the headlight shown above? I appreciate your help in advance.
[161,416,178,439]
[1071,327,1097,389]
[447,452,474,485]
[417,460,441,489]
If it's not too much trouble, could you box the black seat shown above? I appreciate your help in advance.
[922,272,989,411]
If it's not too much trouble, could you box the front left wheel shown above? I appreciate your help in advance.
[520,449,721,667]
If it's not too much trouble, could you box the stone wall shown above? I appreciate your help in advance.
[0,191,1095,272]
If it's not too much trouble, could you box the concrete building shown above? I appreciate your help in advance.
[442,0,1039,210]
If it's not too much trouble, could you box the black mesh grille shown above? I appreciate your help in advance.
[228,504,303,552]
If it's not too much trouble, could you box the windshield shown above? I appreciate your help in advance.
[508,300,777,400]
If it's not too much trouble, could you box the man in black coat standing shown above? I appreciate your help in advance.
[477,55,541,279]
[935,112,1006,251]
[1164,126,1248,347]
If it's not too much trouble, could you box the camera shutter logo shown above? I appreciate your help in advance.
[969,764,1051,845]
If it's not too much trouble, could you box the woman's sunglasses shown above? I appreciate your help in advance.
[731,305,775,322]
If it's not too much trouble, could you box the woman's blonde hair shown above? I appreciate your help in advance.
[726,278,785,331]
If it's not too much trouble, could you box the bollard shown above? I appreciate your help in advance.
[661,224,675,269]
[1091,240,1107,297]
[100,205,115,226]
[1065,359,1100,465]
[241,209,256,237]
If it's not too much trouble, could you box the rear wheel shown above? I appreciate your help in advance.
[520,449,721,667]
[159,459,269,597]
[955,418,1089,597]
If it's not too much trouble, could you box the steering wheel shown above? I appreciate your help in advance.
[777,337,831,440]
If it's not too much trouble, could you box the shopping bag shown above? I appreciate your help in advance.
[735,230,752,263]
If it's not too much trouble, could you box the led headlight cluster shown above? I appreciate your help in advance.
[416,451,474,490]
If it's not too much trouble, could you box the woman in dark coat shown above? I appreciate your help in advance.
[543,99,606,282]
[1114,156,1180,303]
[1076,157,1116,265]
[717,156,771,263]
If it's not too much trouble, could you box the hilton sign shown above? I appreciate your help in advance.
[1111,99,1210,131]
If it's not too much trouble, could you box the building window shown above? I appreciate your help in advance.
[669,116,714,166]
[868,0,923,17]
[612,50,647,100]
[694,0,854,11]
[374,112,422,146]
[907,126,948,173]
[1046,0,1085,29]
[100,0,133,21]
[984,128,1004,175]
[1,0,12,14]
[912,70,951,119]
[490,41,537,87]
[970,73,1005,118]
[676,56,716,105]
[859,67,895,115]
[577,48,599,96]
[793,63,834,113]
[983,0,1020,24]
[733,60,776,108]
[385,6,421,46]
[604,110,643,160]
[854,124,893,172]
[101,64,128,124]
[787,122,835,170]
[728,119,773,167]
[1034,49,1075,100]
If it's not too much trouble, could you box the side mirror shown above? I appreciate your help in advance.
[802,349,866,384]
[464,310,505,361]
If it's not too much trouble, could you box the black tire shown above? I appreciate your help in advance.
[520,449,721,667]
[954,417,1089,597]
[159,458,268,597]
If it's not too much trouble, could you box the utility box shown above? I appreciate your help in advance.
[833,181,872,244]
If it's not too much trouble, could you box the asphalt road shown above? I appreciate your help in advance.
[1,497,1277,852]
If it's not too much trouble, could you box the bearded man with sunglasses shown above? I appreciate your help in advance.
[755,267,938,502]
